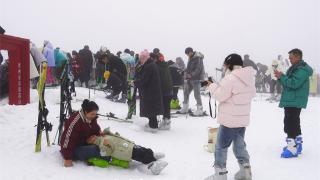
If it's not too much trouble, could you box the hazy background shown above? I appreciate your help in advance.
[1,0,319,75]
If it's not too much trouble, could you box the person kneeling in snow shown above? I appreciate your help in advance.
[204,54,256,180]
[86,128,168,175]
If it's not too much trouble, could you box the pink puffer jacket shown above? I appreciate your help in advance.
[208,67,256,128]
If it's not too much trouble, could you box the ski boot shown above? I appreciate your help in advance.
[147,160,168,175]
[234,163,252,180]
[281,138,298,158]
[295,136,303,154]
[282,136,303,154]
[204,167,228,180]
[158,118,171,130]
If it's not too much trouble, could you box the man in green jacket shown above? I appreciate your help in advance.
[275,48,313,158]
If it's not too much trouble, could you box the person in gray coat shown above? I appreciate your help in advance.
[179,47,205,116]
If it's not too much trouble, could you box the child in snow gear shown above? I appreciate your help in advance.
[179,47,205,116]
[274,49,313,158]
[86,127,168,174]
[204,54,255,180]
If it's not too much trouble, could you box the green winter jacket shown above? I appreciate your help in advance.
[279,60,313,108]
[94,128,135,162]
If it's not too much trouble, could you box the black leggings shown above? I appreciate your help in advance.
[284,107,302,138]
[132,145,156,164]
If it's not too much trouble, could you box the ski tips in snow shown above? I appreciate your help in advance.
[98,112,133,123]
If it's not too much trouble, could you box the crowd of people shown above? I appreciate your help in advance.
[56,48,314,180]
[0,39,318,179]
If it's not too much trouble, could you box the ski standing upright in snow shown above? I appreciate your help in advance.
[53,61,75,145]
[126,63,142,120]
[35,62,53,152]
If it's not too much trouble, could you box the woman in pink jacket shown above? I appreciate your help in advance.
[205,54,256,180]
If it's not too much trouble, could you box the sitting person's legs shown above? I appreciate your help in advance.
[74,145,101,161]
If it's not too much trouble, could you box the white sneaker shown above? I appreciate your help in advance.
[235,163,252,180]
[178,103,189,114]
[147,160,168,175]
[144,124,158,133]
[193,105,204,116]
[204,167,228,180]
[154,152,165,160]
[158,118,171,130]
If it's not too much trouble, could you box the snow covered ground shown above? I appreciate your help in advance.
[0,88,319,180]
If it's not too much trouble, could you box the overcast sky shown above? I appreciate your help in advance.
[1,0,319,75]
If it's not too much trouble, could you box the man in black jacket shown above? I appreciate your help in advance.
[135,50,163,133]
[105,53,128,103]
[79,45,94,87]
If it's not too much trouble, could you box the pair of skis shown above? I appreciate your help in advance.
[98,112,133,123]
[53,62,75,145]
[35,62,53,152]
[126,82,137,120]
[172,109,209,117]
[124,64,142,120]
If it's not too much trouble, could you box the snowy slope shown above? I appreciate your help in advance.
[0,88,319,180]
